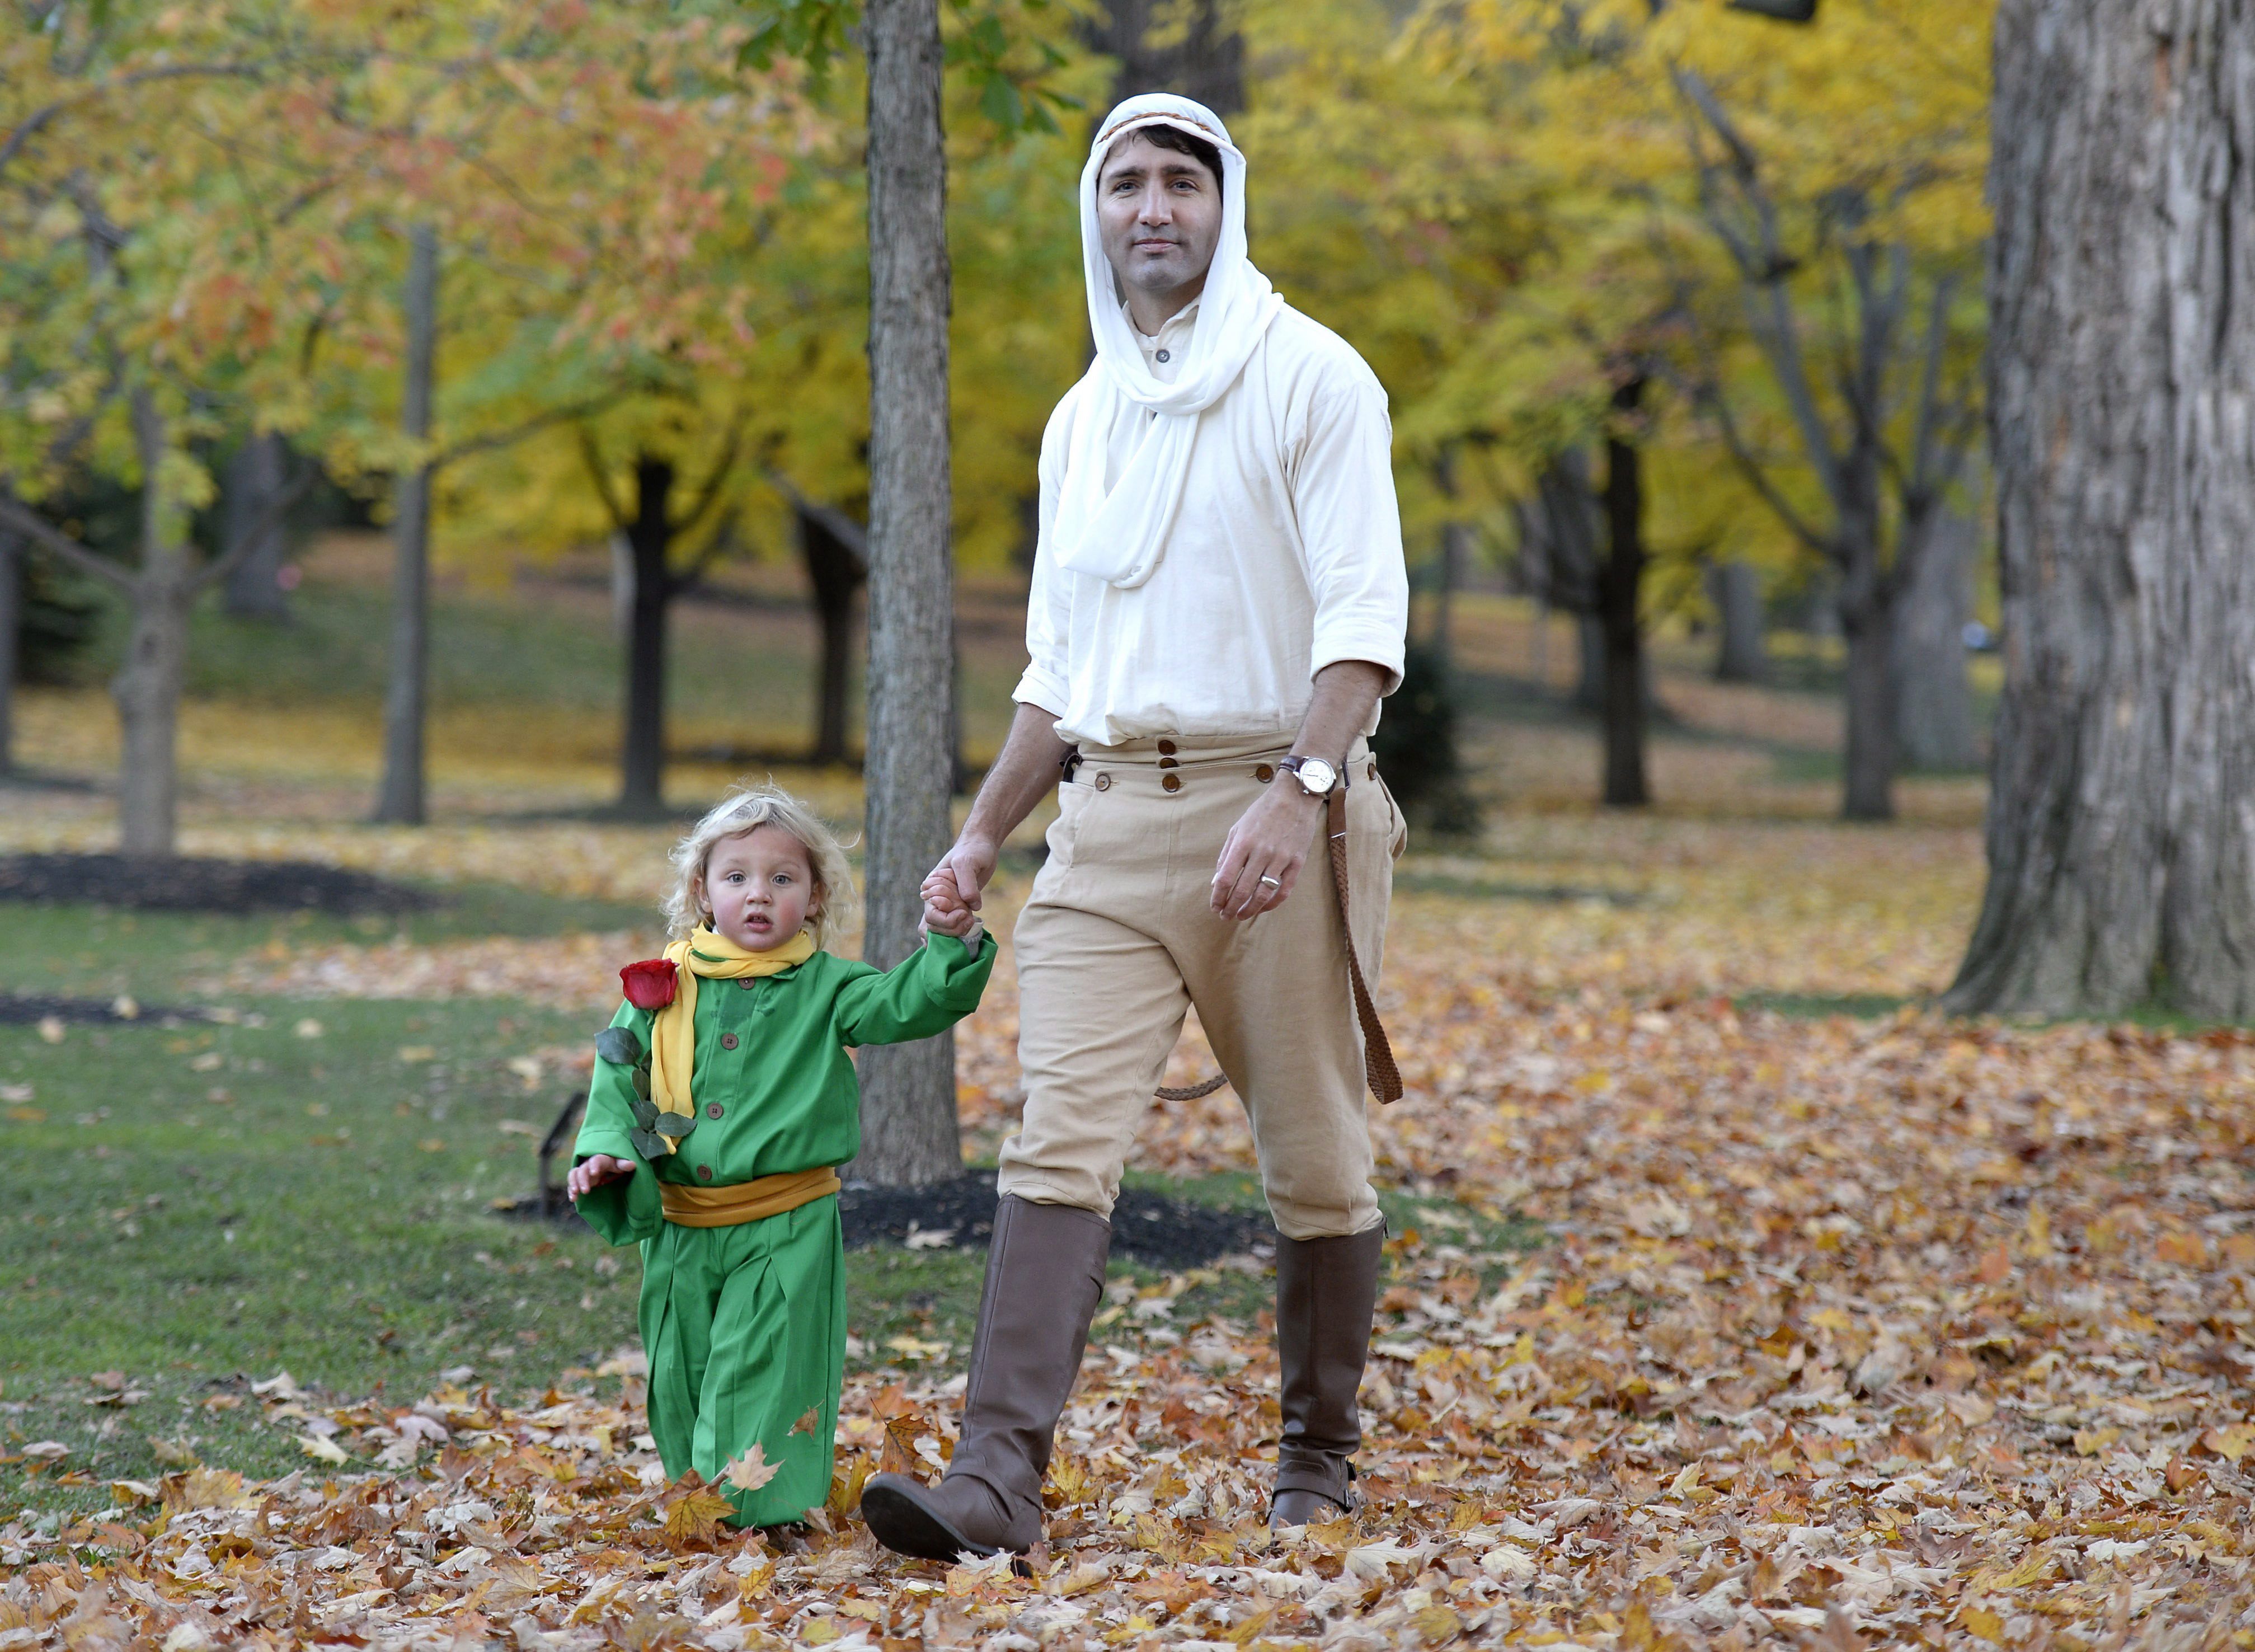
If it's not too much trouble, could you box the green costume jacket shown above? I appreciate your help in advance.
[572,931,997,1242]
[569,930,994,1527]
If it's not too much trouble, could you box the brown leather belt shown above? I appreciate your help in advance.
[660,1166,841,1228]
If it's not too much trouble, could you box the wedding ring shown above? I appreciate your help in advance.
[1258,875,1282,889]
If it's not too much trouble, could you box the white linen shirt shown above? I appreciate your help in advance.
[1014,299,1408,748]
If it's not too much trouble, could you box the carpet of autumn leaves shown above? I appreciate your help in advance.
[4,797,2255,1649]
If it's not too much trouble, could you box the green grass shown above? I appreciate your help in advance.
[0,888,658,1002]
[1734,989,1911,1021]
[60,570,1031,764]
[0,897,1542,1522]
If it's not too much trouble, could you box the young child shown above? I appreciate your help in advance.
[569,785,993,1529]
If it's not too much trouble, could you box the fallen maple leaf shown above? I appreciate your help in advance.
[664,1480,740,1545]
[878,1415,922,1479]
[2198,1423,2253,1463]
[788,1406,821,1437]
[721,1444,782,1492]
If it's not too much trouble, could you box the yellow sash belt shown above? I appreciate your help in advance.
[659,1167,841,1228]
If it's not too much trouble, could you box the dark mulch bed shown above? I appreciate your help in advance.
[497,1161,1276,1270]
[838,1175,1275,1270]
[0,853,438,916]
[0,993,204,1026]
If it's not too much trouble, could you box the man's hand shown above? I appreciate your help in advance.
[1211,780,1325,919]
[568,1155,635,1201]
[921,833,999,927]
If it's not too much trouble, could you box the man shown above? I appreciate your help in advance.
[861,92,1408,1561]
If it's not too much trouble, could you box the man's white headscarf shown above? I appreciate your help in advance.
[1049,93,1284,590]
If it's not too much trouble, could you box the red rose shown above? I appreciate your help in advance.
[620,959,678,1011]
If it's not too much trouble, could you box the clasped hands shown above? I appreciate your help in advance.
[918,778,1323,936]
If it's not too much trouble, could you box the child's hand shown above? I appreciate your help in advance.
[922,894,983,946]
[920,863,972,922]
[568,1154,636,1201]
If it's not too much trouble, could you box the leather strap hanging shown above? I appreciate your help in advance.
[1328,787,1402,1104]
[1153,777,1402,1106]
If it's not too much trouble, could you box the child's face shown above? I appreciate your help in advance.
[699,826,820,951]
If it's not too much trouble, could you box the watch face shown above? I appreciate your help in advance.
[1297,758,1336,794]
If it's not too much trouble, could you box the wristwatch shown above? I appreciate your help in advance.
[1277,755,1340,797]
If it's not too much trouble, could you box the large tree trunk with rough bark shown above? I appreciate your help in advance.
[1893,509,1977,771]
[857,0,961,1185]
[373,224,439,827]
[1948,0,2255,1020]
[618,456,675,816]
[115,392,187,858]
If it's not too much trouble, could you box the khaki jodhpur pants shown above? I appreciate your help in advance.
[999,734,1406,1240]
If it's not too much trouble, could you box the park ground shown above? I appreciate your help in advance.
[0,538,2250,1649]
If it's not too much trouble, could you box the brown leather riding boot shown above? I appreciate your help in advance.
[861,1195,1110,1559]
[1270,1219,1385,1526]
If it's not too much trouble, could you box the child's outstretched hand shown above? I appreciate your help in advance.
[568,1155,636,1201]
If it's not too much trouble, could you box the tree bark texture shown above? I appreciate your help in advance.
[373,224,439,827]
[1949,0,2255,1020]
[1598,382,1651,808]
[1709,560,1768,683]
[796,502,867,767]
[0,531,18,775]
[1892,509,1978,771]
[222,432,293,620]
[114,391,186,858]
[858,0,961,1185]
[619,455,676,816]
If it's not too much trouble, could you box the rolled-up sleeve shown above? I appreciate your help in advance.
[1012,402,1074,715]
[1290,364,1409,695]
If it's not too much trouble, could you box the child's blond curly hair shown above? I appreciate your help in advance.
[665,785,856,948]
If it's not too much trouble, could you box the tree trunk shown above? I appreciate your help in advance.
[618,455,676,816]
[114,391,186,859]
[1949,0,2255,1021]
[857,0,961,1185]
[1709,560,1768,683]
[796,503,867,767]
[0,530,18,775]
[1598,380,1650,808]
[1087,0,1244,115]
[222,433,293,620]
[373,224,439,827]
[1835,464,1897,820]
[1892,509,1977,771]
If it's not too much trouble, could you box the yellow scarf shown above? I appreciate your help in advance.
[647,926,817,1153]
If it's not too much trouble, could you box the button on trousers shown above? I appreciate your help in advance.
[998,734,1403,1240]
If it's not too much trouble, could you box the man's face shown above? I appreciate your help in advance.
[1096,131,1222,308]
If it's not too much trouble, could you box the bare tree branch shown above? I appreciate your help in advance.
[763,468,869,569]
[1671,65,1845,504]
[432,393,623,471]
[1697,385,1834,561]
[0,63,269,180]
[577,426,630,531]
[0,494,136,594]
[667,415,748,541]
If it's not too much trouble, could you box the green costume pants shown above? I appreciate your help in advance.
[638,1194,845,1527]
